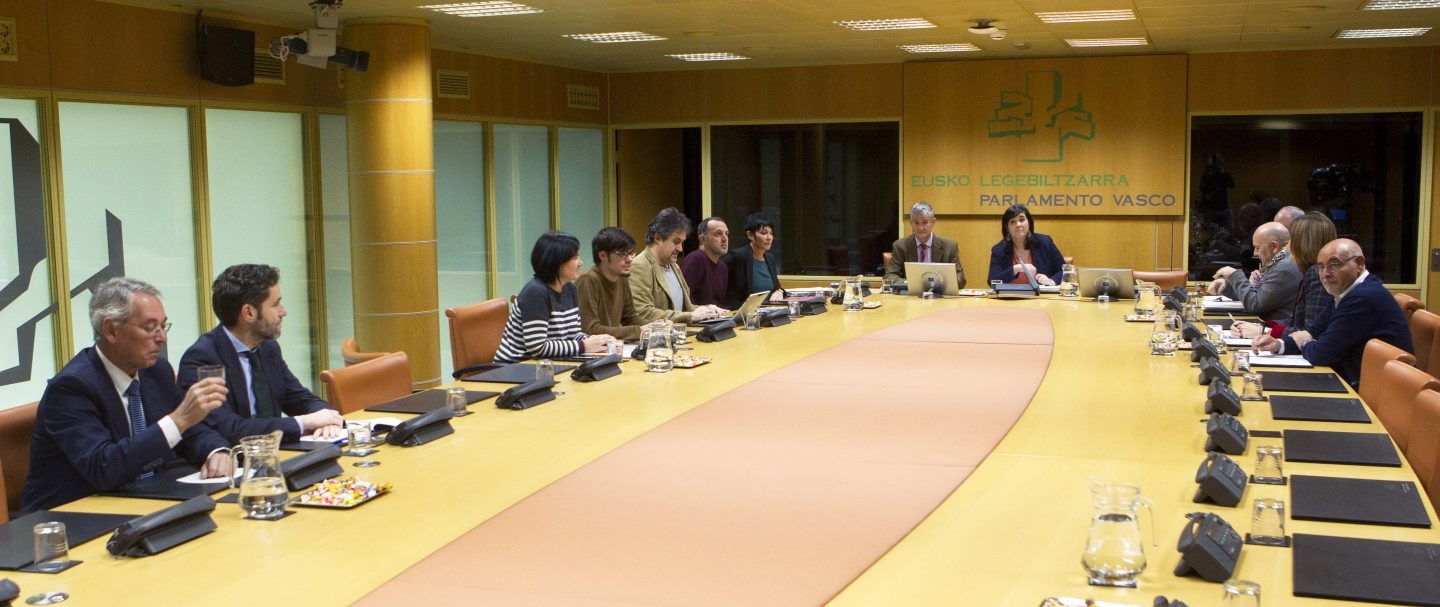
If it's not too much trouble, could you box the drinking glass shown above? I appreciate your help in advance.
[197,364,226,380]
[1221,579,1261,606]
[787,301,801,319]
[742,311,761,331]
[31,522,68,573]
[446,386,470,417]
[1233,349,1251,373]
[1249,498,1287,545]
[1253,445,1284,484]
[535,359,555,383]
[346,422,379,464]
[1241,373,1265,401]
[671,323,689,348]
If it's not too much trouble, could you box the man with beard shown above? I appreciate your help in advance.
[1207,222,1301,322]
[178,264,343,444]
[577,227,648,341]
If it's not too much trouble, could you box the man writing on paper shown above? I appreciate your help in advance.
[577,227,647,341]
[1206,222,1301,322]
[178,264,343,444]
[885,202,966,289]
[21,278,232,511]
[630,208,725,324]
[1253,239,1413,387]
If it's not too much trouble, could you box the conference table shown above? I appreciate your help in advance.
[9,293,1438,606]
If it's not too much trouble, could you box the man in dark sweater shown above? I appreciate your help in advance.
[681,216,730,307]
[1253,239,1413,387]
[577,227,647,341]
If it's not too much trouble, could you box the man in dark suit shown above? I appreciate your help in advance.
[21,278,232,511]
[178,264,343,444]
[883,201,967,288]
[1253,239,1413,387]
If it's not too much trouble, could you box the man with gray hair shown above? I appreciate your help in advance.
[21,277,232,511]
[1207,221,1302,321]
[1274,205,1305,228]
[884,201,966,288]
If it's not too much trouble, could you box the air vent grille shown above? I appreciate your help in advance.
[437,69,470,99]
[253,49,285,84]
[567,84,600,110]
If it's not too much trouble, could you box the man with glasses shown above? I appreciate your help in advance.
[177,264,344,444]
[1207,221,1301,321]
[1253,239,1413,386]
[21,277,232,511]
[577,227,648,341]
[884,202,967,288]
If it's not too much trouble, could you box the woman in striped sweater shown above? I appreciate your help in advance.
[495,231,617,363]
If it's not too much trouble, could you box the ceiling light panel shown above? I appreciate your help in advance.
[835,18,937,31]
[1335,27,1431,38]
[564,32,667,43]
[1065,37,1150,47]
[666,52,750,61]
[419,2,544,17]
[1037,10,1136,23]
[899,43,981,53]
[1362,0,1440,9]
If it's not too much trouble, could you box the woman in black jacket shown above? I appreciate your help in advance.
[721,212,784,309]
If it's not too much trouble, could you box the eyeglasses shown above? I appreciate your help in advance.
[1322,255,1358,273]
[123,321,172,336]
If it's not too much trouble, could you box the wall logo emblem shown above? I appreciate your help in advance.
[987,71,1095,163]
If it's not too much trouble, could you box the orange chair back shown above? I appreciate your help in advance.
[1371,360,1440,452]
[1395,292,1425,319]
[1359,338,1417,408]
[1411,309,1440,374]
[446,298,509,374]
[1132,270,1188,292]
[320,352,413,415]
[341,337,388,366]
[1408,389,1440,508]
[0,402,37,515]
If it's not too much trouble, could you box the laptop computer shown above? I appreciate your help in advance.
[728,291,772,319]
[1078,267,1136,300]
[904,262,960,297]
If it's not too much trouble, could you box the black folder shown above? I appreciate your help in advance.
[1290,475,1431,528]
[1261,371,1349,393]
[364,389,500,414]
[98,465,232,501]
[1293,534,1440,606]
[1284,430,1401,467]
[1268,395,1372,423]
[461,362,576,384]
[0,510,136,570]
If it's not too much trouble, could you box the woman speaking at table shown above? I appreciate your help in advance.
[988,204,1065,286]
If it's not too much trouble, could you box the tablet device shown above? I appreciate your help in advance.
[903,262,960,297]
[1078,267,1135,300]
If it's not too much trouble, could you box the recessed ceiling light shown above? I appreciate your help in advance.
[419,2,544,17]
[1274,25,1313,32]
[666,52,749,62]
[899,43,981,53]
[1065,37,1149,47]
[563,32,667,43]
[1037,10,1135,23]
[1336,27,1431,37]
[835,18,937,31]
[1283,4,1328,12]
[1363,0,1440,9]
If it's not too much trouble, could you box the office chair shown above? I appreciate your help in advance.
[320,351,413,415]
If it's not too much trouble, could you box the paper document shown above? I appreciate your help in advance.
[1202,295,1245,311]
[177,469,239,484]
[1249,353,1313,368]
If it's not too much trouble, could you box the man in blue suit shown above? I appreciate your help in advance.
[178,264,343,444]
[1253,239,1413,387]
[21,278,232,511]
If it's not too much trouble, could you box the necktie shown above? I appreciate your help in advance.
[245,351,279,418]
[126,381,154,479]
[920,243,929,263]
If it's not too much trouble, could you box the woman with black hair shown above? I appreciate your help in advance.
[987,205,1065,286]
[721,212,785,309]
[495,231,617,363]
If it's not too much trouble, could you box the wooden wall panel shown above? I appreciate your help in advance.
[1188,48,1434,112]
[48,1,199,97]
[0,0,52,90]
[615,128,684,242]
[609,64,901,125]
[904,55,1187,217]
[432,49,607,125]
